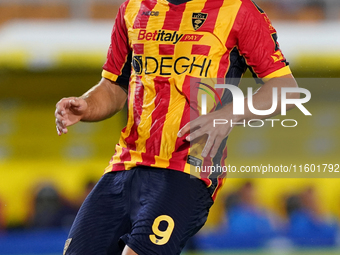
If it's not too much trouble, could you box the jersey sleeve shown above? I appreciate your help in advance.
[102,1,132,91]
[235,0,291,81]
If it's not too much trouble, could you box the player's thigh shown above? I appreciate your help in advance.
[122,168,214,255]
[122,245,138,255]
[64,172,130,255]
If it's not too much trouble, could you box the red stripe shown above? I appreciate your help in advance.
[133,44,144,54]
[218,30,238,77]
[112,143,128,168]
[191,45,211,56]
[103,0,131,78]
[111,164,127,171]
[162,2,186,31]
[133,0,158,29]
[111,149,130,171]
[199,0,225,33]
[124,76,144,152]
[159,44,175,55]
[140,77,171,165]
[217,51,230,78]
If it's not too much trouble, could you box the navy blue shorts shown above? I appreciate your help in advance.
[64,167,214,255]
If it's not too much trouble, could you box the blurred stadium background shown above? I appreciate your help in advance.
[0,0,340,254]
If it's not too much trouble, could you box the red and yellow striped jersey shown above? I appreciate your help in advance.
[102,0,291,200]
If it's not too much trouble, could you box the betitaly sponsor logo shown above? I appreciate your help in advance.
[138,30,183,44]
[137,29,204,44]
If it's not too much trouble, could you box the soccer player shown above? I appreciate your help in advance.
[55,0,299,254]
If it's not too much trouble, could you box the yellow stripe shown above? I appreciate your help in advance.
[183,149,191,175]
[145,1,169,31]
[102,70,119,82]
[124,0,143,30]
[263,66,292,82]
[153,156,172,169]
[214,0,242,47]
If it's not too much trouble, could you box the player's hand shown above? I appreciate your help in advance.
[55,97,88,136]
[177,110,234,158]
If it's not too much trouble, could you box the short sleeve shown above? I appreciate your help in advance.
[102,1,132,90]
[236,0,291,80]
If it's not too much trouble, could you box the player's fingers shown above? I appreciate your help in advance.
[54,109,66,124]
[69,98,80,107]
[209,137,222,158]
[56,97,76,118]
[185,128,205,142]
[69,98,88,116]
[70,97,87,110]
[201,135,215,158]
[177,122,190,137]
[56,125,63,136]
[55,109,66,124]
[56,125,61,136]
[55,117,66,128]
[55,116,68,134]
[55,104,66,117]
[178,117,203,138]
[56,125,68,135]
[55,97,75,136]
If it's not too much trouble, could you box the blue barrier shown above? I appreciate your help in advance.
[0,229,68,255]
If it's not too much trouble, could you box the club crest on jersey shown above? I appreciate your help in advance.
[192,13,208,30]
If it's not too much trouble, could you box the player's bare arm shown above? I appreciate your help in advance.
[178,74,299,158]
[55,78,127,136]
